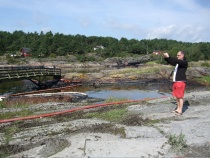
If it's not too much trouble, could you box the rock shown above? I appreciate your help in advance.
[1,91,210,157]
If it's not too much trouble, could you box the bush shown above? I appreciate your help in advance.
[49,53,57,58]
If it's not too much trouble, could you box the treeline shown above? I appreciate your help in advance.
[0,30,210,61]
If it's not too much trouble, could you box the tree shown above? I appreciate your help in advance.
[0,30,210,62]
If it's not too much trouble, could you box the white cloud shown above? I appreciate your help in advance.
[78,17,91,27]
[147,25,176,39]
[0,0,209,42]
[146,24,209,42]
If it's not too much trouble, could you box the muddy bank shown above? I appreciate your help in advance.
[62,65,210,86]
[2,60,210,85]
[0,90,210,157]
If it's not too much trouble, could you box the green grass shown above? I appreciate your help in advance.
[189,61,210,67]
[0,101,6,108]
[112,66,161,75]
[84,108,127,122]
[201,62,210,67]
[3,125,20,144]
[0,100,31,108]
[194,76,210,85]
[0,109,33,120]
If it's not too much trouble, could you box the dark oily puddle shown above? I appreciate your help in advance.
[85,87,170,100]
[0,80,208,101]
[75,81,208,101]
[0,80,169,99]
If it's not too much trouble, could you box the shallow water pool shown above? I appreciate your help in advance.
[85,89,170,100]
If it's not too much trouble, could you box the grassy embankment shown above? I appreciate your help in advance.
[188,61,210,86]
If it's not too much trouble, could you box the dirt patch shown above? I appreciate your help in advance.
[4,95,73,106]
[87,123,126,138]
[175,143,210,157]
[120,114,152,126]
[0,137,70,158]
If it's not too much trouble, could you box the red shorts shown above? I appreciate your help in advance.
[172,82,186,98]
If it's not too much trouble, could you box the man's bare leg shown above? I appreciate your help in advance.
[176,98,183,114]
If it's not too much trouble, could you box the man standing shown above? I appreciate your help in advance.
[163,51,188,115]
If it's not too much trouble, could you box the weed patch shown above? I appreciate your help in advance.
[194,76,210,85]
[0,101,6,108]
[109,66,162,76]
[201,62,210,67]
[0,109,33,120]
[89,123,126,138]
[2,125,20,145]
[120,114,160,126]
[84,108,127,122]
[168,133,187,151]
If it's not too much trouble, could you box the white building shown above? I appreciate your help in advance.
[94,45,105,51]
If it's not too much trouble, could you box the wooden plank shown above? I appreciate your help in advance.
[0,66,61,81]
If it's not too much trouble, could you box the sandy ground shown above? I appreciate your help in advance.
[1,90,210,158]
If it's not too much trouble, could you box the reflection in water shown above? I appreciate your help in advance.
[73,83,208,100]
[0,80,37,95]
[73,83,172,100]
[0,80,208,100]
[85,89,170,100]
[0,81,24,95]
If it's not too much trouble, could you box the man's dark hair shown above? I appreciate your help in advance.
[180,50,186,60]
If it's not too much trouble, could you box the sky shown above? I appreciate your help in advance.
[0,0,210,43]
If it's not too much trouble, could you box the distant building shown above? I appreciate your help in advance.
[94,45,104,51]
[20,48,32,57]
